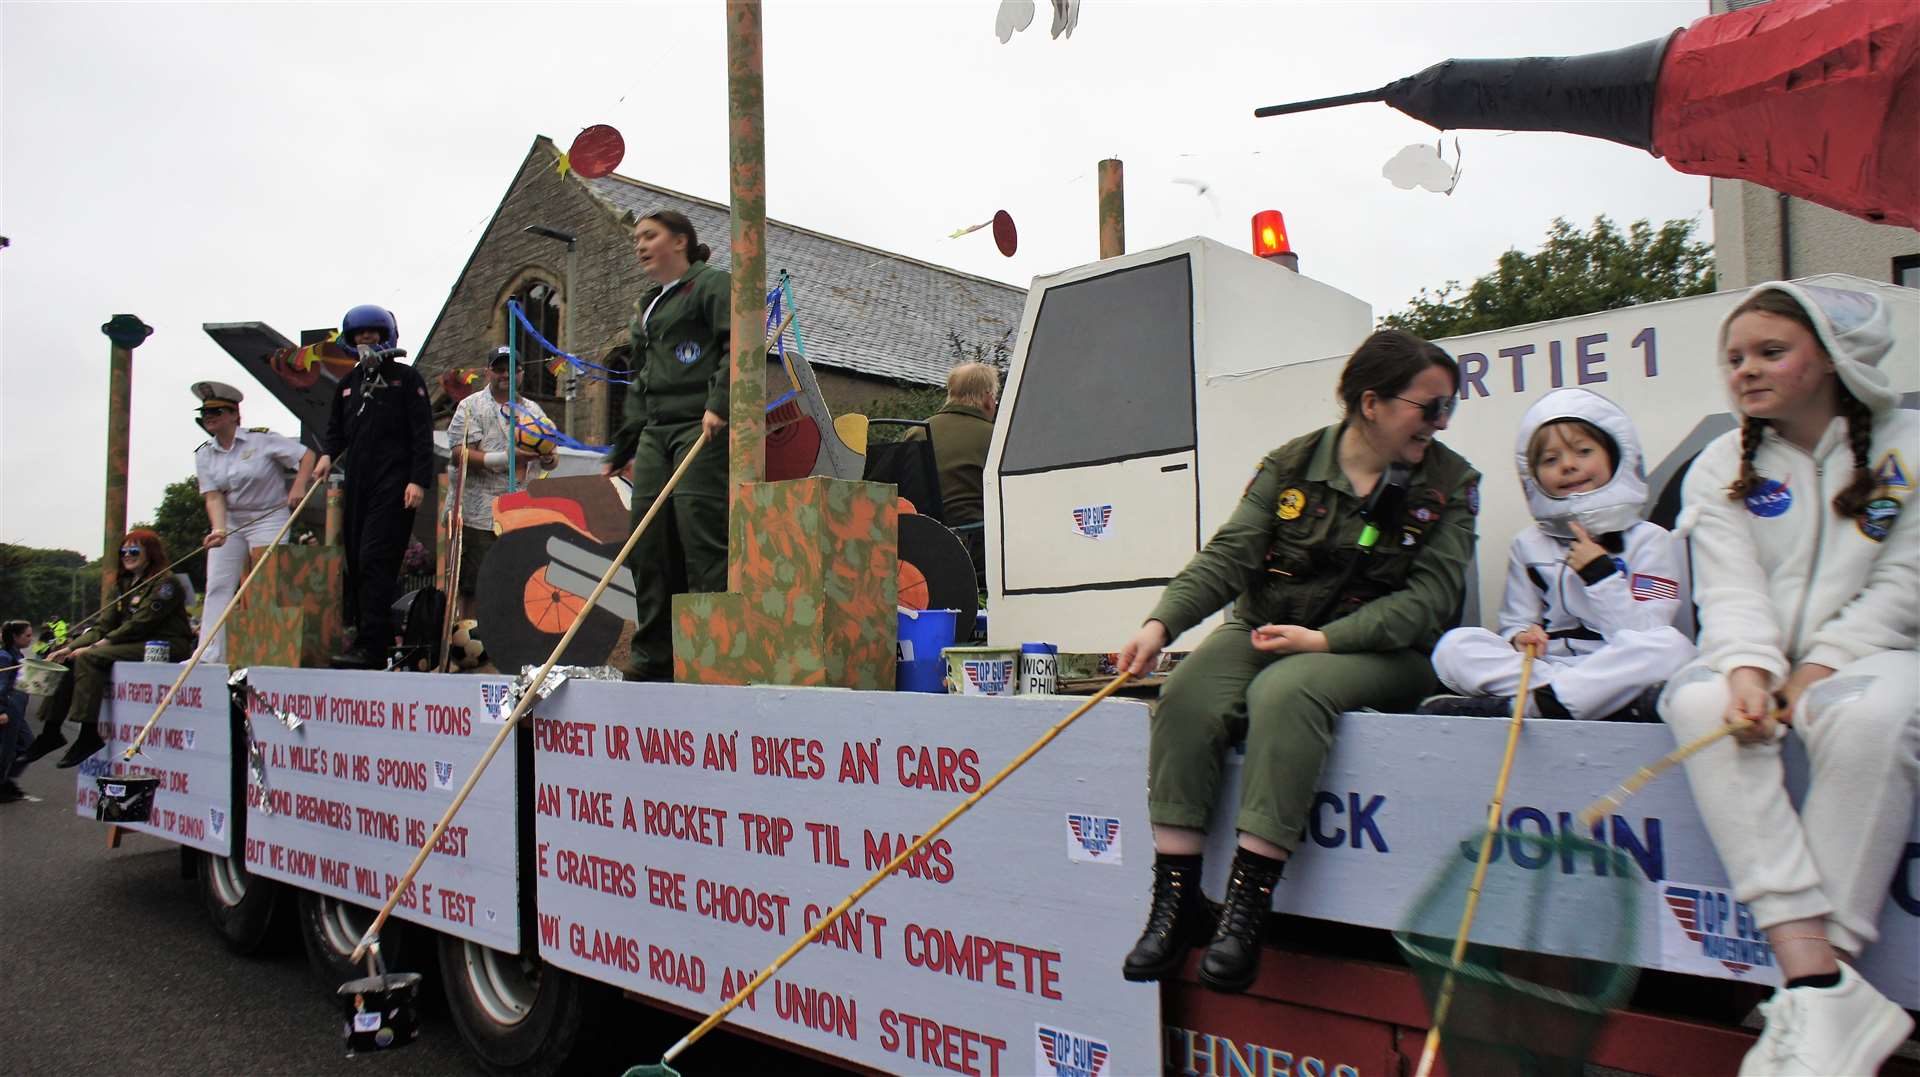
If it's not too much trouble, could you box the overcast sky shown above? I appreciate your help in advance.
[1,0,1709,555]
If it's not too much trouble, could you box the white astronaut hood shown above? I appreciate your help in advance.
[1513,388,1648,539]
[1717,281,1897,415]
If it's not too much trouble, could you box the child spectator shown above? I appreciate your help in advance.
[1,619,35,802]
[1426,388,1694,719]
[1662,282,1915,1075]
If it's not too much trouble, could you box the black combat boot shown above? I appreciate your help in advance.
[1122,853,1209,982]
[1198,847,1285,993]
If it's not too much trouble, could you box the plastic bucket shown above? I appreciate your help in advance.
[95,775,161,823]
[16,657,67,697]
[337,971,424,1055]
[896,608,958,693]
[943,646,1018,696]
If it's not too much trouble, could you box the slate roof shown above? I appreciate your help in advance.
[577,172,1026,387]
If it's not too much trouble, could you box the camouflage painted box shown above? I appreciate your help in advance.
[226,546,346,668]
[673,476,897,689]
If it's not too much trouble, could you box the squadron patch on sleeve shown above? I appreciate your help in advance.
[157,581,178,601]
[1465,481,1480,516]
[1859,496,1901,542]
[1276,488,1305,521]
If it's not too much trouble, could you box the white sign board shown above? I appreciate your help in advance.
[241,667,520,952]
[533,681,1160,1077]
[1202,712,1919,1008]
[76,661,234,856]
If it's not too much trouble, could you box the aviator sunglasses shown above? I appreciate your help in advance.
[1394,394,1458,424]
[120,546,145,557]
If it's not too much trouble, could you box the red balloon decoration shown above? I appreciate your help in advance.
[991,209,1018,257]
[568,125,626,180]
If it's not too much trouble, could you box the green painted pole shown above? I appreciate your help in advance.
[726,0,767,591]
[100,315,153,605]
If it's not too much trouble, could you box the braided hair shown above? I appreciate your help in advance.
[1721,290,1878,518]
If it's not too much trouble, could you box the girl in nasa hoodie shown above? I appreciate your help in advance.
[1662,281,1916,1077]
[1429,387,1695,720]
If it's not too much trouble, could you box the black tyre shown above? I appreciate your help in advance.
[476,523,624,672]
[197,847,284,955]
[438,932,599,1077]
[296,889,412,988]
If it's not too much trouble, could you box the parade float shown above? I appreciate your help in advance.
[55,2,1920,1074]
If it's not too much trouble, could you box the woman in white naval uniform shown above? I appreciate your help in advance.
[193,381,317,662]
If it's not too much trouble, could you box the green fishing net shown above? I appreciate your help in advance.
[1395,828,1643,1077]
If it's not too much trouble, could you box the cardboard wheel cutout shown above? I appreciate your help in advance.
[897,513,976,643]
[992,210,1018,257]
[477,523,623,670]
[567,125,625,179]
[765,413,823,482]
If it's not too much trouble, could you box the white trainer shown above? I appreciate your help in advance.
[1738,962,1914,1077]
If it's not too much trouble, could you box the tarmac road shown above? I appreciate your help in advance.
[0,725,842,1077]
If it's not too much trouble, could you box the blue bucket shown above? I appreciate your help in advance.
[897,608,958,693]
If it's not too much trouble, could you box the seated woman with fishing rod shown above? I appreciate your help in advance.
[28,530,196,768]
[1660,281,1917,1077]
[1116,330,1480,992]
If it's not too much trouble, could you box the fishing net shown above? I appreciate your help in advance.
[1395,828,1642,1077]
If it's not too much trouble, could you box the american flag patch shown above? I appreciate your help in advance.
[1631,573,1678,602]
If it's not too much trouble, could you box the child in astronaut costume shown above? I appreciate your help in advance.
[1661,282,1916,1077]
[1429,388,1694,719]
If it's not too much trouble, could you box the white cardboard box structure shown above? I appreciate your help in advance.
[985,236,1919,650]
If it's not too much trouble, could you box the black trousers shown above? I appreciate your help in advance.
[343,482,417,653]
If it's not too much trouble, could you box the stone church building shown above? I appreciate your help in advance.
[414,136,1027,444]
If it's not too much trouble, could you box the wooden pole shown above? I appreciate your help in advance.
[1098,159,1125,259]
[725,0,768,592]
[99,315,152,605]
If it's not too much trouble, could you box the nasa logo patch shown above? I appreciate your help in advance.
[1744,478,1792,518]
[1859,496,1900,542]
[1465,481,1479,516]
[1276,488,1305,521]
[674,341,702,365]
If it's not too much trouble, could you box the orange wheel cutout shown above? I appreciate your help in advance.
[524,565,586,634]
[898,561,929,610]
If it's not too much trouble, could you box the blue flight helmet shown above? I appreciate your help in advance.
[340,304,399,351]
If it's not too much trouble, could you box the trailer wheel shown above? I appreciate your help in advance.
[197,848,282,955]
[438,933,598,1077]
[296,890,410,987]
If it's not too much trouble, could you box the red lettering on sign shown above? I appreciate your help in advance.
[879,1009,1006,1076]
[901,922,1063,999]
[895,745,981,793]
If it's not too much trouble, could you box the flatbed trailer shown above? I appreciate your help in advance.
[74,659,1920,1076]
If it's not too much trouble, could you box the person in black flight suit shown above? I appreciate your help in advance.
[314,304,433,669]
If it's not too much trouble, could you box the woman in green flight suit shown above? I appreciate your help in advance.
[602,210,731,682]
[32,529,196,768]
[1116,330,1482,992]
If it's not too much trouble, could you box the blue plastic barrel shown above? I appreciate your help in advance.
[897,608,959,692]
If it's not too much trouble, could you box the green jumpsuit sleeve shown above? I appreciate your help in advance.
[696,268,732,418]
[605,300,654,472]
[104,576,190,645]
[1146,459,1283,640]
[1320,464,1481,654]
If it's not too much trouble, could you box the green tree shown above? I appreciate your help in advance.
[0,544,101,624]
[134,474,211,591]
[1381,216,1715,340]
